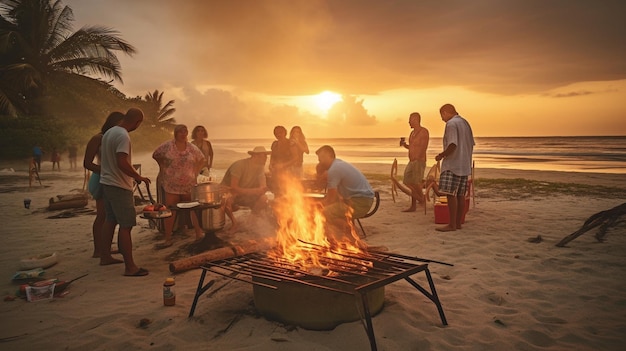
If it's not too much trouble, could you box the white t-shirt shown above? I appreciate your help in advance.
[441,115,475,176]
[100,126,134,190]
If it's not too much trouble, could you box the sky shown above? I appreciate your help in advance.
[63,0,626,138]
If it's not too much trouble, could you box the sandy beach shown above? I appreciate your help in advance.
[1,154,625,351]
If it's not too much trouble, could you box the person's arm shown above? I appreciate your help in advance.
[323,188,339,206]
[83,135,101,173]
[116,152,150,184]
[435,143,457,161]
[207,141,214,169]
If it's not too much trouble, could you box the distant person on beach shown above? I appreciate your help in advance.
[190,125,214,176]
[399,112,429,212]
[99,108,151,276]
[269,125,293,193]
[83,111,124,258]
[316,145,374,243]
[220,146,272,231]
[289,126,310,178]
[68,144,78,171]
[435,103,474,232]
[152,124,206,248]
[51,148,61,171]
[32,145,44,172]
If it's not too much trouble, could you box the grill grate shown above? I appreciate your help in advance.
[189,246,451,351]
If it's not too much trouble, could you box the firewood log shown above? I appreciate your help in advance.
[168,242,268,273]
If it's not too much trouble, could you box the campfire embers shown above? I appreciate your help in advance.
[189,245,451,351]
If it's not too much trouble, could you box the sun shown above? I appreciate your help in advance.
[313,91,342,112]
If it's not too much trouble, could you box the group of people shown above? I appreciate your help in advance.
[80,102,473,277]
[400,103,475,232]
[31,144,79,172]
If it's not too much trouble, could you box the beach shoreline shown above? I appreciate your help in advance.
[1,159,625,350]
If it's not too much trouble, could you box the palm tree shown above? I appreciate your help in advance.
[144,89,176,129]
[0,0,136,116]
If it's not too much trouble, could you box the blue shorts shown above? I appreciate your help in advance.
[438,171,468,196]
[103,185,137,228]
[88,173,103,200]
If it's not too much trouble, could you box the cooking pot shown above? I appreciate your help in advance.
[201,206,225,231]
[192,182,222,205]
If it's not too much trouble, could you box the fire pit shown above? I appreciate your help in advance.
[187,177,450,351]
[189,246,450,351]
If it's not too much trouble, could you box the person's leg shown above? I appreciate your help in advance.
[100,219,123,264]
[436,171,459,232]
[117,226,145,275]
[223,194,238,232]
[161,192,180,245]
[181,193,205,241]
[455,194,465,230]
[92,198,106,258]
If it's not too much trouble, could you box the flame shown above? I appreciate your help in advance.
[268,172,368,272]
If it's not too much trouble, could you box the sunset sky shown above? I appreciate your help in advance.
[64,0,626,139]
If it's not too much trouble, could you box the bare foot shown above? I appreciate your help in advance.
[100,257,124,265]
[401,207,416,212]
[435,225,456,232]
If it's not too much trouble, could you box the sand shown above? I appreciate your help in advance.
[1,154,625,351]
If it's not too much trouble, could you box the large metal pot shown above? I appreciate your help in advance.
[201,206,225,231]
[192,182,222,205]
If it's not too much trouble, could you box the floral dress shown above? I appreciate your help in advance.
[153,140,204,194]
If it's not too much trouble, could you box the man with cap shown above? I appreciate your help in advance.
[220,146,272,231]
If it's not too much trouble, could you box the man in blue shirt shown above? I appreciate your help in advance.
[316,145,374,242]
[435,103,475,232]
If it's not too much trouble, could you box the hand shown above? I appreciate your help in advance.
[435,153,443,162]
[137,176,151,185]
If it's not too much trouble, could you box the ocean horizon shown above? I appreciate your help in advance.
[210,136,626,174]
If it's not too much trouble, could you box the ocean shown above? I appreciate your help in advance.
[211,136,626,174]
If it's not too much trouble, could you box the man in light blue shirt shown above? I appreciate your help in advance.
[435,103,475,232]
[316,145,374,242]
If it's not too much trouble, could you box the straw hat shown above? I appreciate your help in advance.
[248,146,272,155]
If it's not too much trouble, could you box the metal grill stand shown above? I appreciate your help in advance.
[188,249,450,351]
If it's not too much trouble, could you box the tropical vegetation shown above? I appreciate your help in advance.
[0,0,175,160]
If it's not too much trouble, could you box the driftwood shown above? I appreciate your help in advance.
[556,202,626,247]
[47,194,89,211]
[169,242,268,273]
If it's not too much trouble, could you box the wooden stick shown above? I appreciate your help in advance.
[168,242,268,273]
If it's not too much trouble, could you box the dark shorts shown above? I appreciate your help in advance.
[103,185,137,228]
[438,170,468,196]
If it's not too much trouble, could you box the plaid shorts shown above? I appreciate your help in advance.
[438,170,468,196]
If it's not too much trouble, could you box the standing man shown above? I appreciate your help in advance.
[316,145,374,242]
[435,104,474,232]
[399,112,429,212]
[99,108,151,276]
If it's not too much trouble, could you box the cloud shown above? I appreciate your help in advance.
[168,0,626,96]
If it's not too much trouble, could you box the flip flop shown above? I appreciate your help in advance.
[124,268,149,277]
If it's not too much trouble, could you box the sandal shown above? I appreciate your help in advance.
[124,267,149,277]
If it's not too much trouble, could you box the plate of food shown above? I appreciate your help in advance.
[142,203,172,218]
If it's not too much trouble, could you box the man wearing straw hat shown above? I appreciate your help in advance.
[221,146,272,230]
